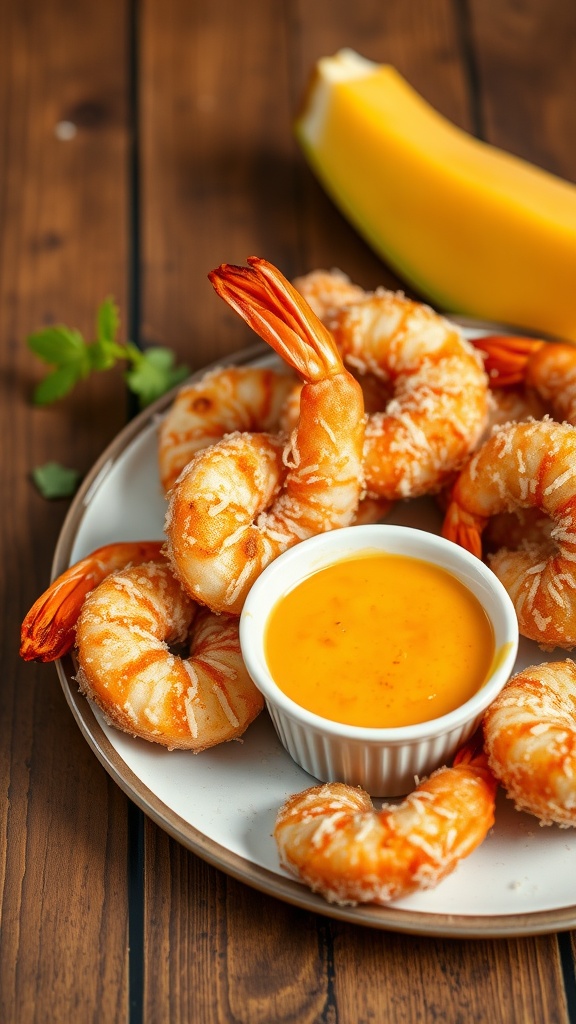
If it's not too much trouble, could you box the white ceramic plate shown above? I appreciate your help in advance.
[52,338,576,938]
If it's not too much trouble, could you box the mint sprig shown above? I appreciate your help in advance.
[28,298,189,408]
[31,462,83,500]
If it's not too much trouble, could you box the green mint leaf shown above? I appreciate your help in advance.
[124,340,144,363]
[31,462,83,499]
[97,297,120,345]
[88,337,126,371]
[27,326,87,366]
[27,302,188,408]
[140,347,189,386]
[124,346,189,407]
[32,364,85,405]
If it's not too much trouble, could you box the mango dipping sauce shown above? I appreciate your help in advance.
[264,550,495,728]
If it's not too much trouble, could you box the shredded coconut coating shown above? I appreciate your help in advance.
[75,561,263,750]
[483,660,576,827]
[166,262,365,616]
[158,366,296,493]
[443,417,576,649]
[293,268,368,319]
[525,343,576,425]
[274,752,496,906]
[323,287,490,500]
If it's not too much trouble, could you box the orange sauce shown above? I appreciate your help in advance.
[264,551,495,728]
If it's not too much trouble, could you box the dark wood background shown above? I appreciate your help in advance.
[2,1,576,1021]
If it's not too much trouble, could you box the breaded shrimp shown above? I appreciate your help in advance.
[20,543,263,750]
[274,740,497,906]
[74,562,263,750]
[158,366,296,493]
[164,257,365,615]
[293,267,368,319]
[442,418,576,649]
[473,335,576,425]
[483,660,576,827]
[297,270,489,499]
[20,540,165,662]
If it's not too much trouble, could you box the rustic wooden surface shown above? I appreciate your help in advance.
[2,0,576,1021]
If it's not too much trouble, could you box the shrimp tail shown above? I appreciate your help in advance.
[20,540,165,662]
[208,257,343,381]
[441,501,485,558]
[472,335,545,386]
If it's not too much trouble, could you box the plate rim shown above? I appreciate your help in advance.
[51,330,576,939]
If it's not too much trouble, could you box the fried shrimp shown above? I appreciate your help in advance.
[473,381,549,555]
[273,740,497,906]
[473,335,576,424]
[483,660,576,827]
[159,366,389,524]
[20,544,263,750]
[158,366,296,493]
[293,267,368,319]
[20,540,165,662]
[278,375,393,526]
[303,273,489,499]
[75,563,263,750]
[483,386,548,434]
[164,257,365,615]
[442,418,576,649]
[483,507,554,557]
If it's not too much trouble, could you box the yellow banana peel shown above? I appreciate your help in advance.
[296,49,576,341]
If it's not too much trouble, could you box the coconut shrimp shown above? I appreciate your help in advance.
[474,335,576,424]
[298,272,489,499]
[20,540,165,662]
[279,375,393,526]
[483,385,549,435]
[483,506,554,557]
[442,418,576,649]
[158,366,297,493]
[469,379,550,554]
[20,543,263,750]
[295,272,526,460]
[274,740,497,906]
[164,257,365,615]
[159,366,390,524]
[434,383,546,503]
[293,268,369,319]
[483,660,576,827]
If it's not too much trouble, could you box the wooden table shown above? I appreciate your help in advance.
[3,1,576,1020]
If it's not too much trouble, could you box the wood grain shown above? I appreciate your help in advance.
[469,0,576,178]
[332,927,570,1023]
[3,0,575,1021]
[139,0,299,368]
[137,1,574,1022]
[144,828,332,1024]
[1,0,131,1020]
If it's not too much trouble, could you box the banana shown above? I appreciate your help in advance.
[296,49,576,341]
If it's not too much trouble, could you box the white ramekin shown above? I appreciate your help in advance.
[240,524,519,797]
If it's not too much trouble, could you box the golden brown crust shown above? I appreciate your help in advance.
[483,660,576,827]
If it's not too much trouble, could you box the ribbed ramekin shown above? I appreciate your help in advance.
[240,524,519,796]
